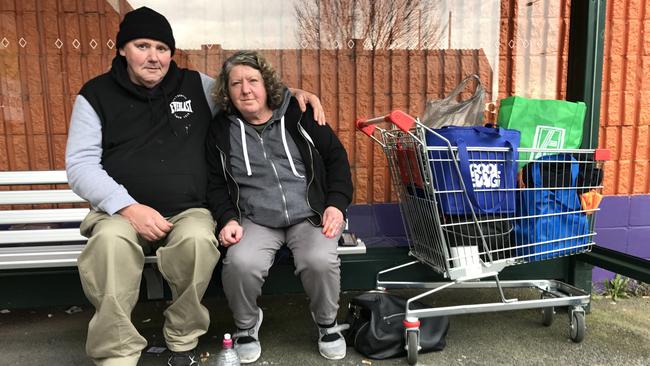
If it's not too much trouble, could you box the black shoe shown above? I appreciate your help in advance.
[167,348,201,366]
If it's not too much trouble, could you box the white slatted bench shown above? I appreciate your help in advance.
[0,170,366,298]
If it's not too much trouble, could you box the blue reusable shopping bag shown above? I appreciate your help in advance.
[514,154,589,261]
[425,126,520,215]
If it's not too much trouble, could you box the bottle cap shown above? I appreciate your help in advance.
[223,333,233,348]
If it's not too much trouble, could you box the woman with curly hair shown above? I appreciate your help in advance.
[206,50,353,363]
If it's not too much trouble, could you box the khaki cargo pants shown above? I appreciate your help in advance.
[77,208,219,366]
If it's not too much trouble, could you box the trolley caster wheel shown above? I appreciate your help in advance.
[540,293,555,327]
[569,311,586,343]
[542,306,555,327]
[406,330,419,365]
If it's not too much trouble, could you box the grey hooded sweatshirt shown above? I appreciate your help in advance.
[227,89,313,228]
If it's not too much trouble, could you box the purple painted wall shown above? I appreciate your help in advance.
[347,203,409,248]
[592,195,650,284]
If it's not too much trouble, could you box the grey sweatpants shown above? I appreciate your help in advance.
[222,218,341,329]
[77,208,219,366]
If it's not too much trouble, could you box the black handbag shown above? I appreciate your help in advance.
[344,291,449,359]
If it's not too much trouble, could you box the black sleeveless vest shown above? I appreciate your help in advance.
[79,57,212,216]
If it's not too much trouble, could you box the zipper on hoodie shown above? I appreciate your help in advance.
[258,134,292,226]
[297,116,322,226]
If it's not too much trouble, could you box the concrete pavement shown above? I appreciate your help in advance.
[1,288,648,366]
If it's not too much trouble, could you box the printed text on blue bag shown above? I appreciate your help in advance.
[470,163,501,189]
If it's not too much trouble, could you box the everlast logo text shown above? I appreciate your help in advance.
[170,100,193,114]
[170,94,194,119]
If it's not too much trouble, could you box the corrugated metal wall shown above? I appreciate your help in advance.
[188,47,494,204]
[1,0,646,203]
[0,0,492,205]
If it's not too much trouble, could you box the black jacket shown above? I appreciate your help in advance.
[206,97,353,230]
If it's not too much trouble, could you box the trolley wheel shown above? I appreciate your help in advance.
[406,330,419,365]
[542,306,555,327]
[540,293,555,327]
[569,311,586,343]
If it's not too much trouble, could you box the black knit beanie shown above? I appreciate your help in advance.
[116,7,176,55]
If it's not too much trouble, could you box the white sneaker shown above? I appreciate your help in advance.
[233,308,263,364]
[317,322,349,360]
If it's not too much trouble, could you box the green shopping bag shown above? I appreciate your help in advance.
[497,96,586,169]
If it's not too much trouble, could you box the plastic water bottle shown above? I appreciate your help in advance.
[209,333,240,366]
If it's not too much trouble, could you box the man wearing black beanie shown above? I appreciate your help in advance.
[116,6,176,55]
[65,6,325,366]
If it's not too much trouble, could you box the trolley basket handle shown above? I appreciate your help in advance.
[355,110,416,137]
[594,148,611,161]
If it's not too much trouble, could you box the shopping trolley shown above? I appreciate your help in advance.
[356,110,608,365]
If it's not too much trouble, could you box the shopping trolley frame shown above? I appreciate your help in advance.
[356,110,607,364]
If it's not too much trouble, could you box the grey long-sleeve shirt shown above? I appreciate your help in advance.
[65,73,218,215]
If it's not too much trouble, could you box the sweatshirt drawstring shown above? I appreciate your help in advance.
[281,116,304,178]
[237,118,253,176]
[237,116,303,178]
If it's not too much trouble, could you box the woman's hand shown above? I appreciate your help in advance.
[289,88,327,125]
[322,206,345,239]
[218,220,243,247]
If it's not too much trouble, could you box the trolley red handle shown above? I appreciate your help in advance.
[355,110,416,137]
[594,148,611,161]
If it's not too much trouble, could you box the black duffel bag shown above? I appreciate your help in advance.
[344,291,449,359]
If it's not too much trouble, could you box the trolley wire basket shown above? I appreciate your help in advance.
[356,110,609,364]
